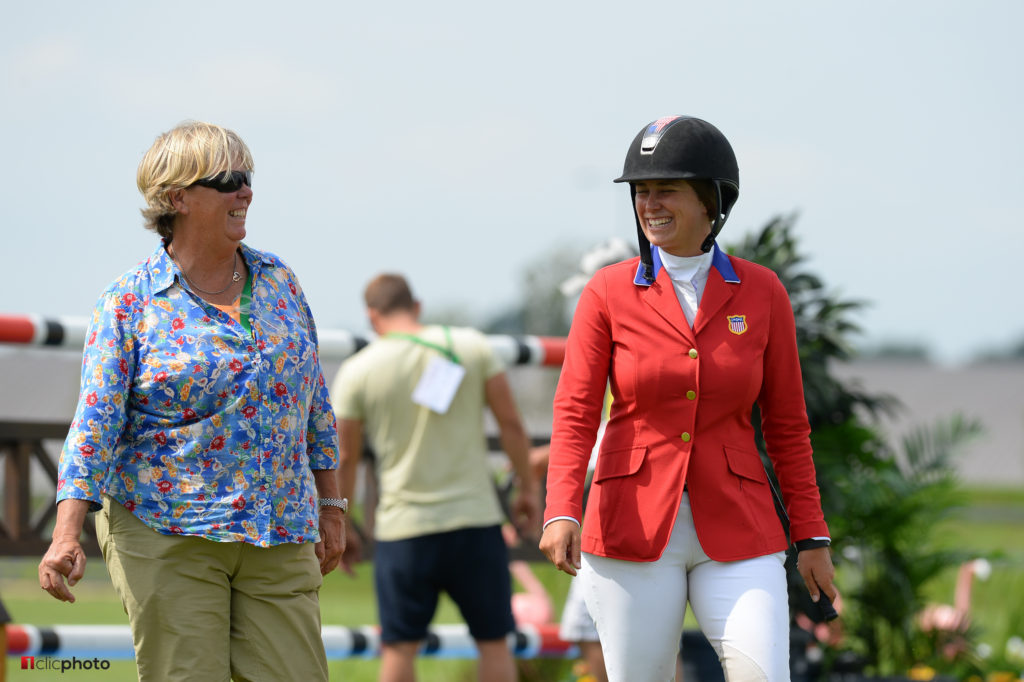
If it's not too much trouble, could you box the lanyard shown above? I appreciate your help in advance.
[387,326,460,364]
[239,271,253,335]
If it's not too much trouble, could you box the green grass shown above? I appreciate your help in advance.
[3,485,1021,681]
[918,485,1024,668]
[320,562,574,682]
[2,558,140,680]
[1,553,577,682]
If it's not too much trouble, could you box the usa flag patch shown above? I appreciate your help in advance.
[640,116,684,154]
[727,315,748,335]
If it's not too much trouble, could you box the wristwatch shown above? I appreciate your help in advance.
[318,497,349,513]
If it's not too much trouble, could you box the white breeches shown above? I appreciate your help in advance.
[580,493,790,681]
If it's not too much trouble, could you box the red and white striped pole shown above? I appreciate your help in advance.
[0,313,566,367]
[5,623,578,660]
[0,314,91,352]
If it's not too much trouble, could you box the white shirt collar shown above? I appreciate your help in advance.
[657,245,715,284]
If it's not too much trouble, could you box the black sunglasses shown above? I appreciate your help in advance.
[191,170,252,192]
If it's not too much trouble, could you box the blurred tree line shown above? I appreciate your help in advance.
[484,214,986,679]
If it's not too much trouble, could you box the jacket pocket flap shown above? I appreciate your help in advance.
[593,445,648,483]
[724,445,768,483]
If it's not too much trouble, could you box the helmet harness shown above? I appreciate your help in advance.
[614,116,739,283]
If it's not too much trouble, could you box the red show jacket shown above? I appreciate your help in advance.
[544,248,829,562]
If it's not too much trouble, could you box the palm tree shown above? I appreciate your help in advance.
[730,214,982,678]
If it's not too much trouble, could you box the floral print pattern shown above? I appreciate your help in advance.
[57,243,338,546]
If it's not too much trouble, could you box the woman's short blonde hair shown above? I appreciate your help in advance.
[137,120,255,239]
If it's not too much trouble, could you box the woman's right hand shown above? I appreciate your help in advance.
[39,537,87,602]
[539,519,582,576]
[38,498,90,602]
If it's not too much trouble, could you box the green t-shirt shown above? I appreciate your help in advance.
[331,325,506,541]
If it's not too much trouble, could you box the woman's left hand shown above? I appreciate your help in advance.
[316,507,346,575]
[797,546,838,605]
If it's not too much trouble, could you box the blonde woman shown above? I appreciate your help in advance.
[38,121,344,681]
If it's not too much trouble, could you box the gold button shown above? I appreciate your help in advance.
[681,432,691,442]
[686,390,696,400]
[688,349,698,359]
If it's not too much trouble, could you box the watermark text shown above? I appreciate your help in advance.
[21,656,112,672]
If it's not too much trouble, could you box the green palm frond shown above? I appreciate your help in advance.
[730,216,984,677]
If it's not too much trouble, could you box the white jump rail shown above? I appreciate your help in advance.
[5,623,578,661]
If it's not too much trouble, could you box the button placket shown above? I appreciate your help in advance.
[683,347,698,443]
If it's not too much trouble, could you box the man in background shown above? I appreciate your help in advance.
[331,273,539,682]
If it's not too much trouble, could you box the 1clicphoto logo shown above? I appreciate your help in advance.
[21,656,111,672]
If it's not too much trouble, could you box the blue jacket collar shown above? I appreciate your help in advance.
[633,243,740,286]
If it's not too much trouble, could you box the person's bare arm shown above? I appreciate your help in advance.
[485,372,540,535]
[336,418,365,575]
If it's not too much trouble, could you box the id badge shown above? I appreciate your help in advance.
[411,355,466,414]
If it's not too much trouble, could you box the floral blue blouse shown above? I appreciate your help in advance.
[57,242,339,546]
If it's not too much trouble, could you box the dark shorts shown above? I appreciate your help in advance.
[374,524,515,643]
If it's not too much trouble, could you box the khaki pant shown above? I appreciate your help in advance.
[95,496,328,682]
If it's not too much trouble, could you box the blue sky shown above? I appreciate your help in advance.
[3,1,1021,365]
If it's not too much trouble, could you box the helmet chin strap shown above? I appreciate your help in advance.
[631,185,656,282]
[638,224,655,281]
[699,181,728,253]
[700,220,720,253]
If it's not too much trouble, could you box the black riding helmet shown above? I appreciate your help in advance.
[614,116,739,282]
